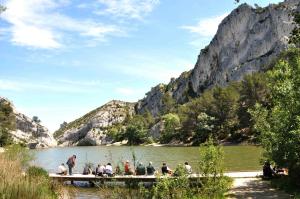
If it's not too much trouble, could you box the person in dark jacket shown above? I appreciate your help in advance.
[136,162,146,175]
[146,161,155,175]
[161,162,172,175]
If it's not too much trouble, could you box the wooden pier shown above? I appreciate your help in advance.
[49,171,262,185]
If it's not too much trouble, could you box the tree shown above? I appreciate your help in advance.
[289,11,300,47]
[237,73,269,138]
[209,86,240,139]
[160,113,180,143]
[123,115,148,145]
[250,49,300,184]
[0,100,15,146]
[161,92,176,115]
[198,137,231,197]
[193,112,215,145]
[32,116,41,123]
[0,5,6,14]
[60,121,68,129]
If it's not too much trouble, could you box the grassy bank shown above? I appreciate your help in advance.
[0,145,59,199]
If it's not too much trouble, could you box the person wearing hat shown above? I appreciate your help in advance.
[146,161,155,175]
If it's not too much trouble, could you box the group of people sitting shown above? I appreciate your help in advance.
[57,160,193,177]
[262,161,287,178]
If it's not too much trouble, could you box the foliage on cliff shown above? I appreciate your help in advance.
[0,100,15,146]
[116,71,269,145]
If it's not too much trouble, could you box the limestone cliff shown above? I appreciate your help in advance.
[0,97,57,148]
[54,100,135,146]
[137,0,300,116]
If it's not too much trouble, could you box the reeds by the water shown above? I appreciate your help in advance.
[0,147,59,199]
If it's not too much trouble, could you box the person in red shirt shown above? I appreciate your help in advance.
[124,160,133,175]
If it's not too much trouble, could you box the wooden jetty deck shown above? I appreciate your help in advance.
[49,171,262,184]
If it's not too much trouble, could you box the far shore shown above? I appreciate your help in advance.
[33,141,261,149]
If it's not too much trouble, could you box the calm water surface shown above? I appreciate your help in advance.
[33,145,262,199]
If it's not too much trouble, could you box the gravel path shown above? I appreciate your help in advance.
[227,177,292,199]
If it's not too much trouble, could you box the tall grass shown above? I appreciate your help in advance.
[0,145,59,199]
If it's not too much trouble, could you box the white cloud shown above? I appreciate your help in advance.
[96,0,160,20]
[0,78,102,93]
[181,13,228,49]
[182,13,228,37]
[1,0,121,49]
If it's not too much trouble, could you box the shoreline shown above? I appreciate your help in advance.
[31,142,261,149]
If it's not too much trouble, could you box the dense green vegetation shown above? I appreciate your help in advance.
[0,100,15,146]
[250,48,300,188]
[112,72,269,146]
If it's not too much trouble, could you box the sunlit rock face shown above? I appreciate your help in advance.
[0,97,57,149]
[136,0,299,116]
[55,100,135,146]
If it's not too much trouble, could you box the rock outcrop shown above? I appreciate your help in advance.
[137,0,300,116]
[0,97,57,148]
[54,100,135,146]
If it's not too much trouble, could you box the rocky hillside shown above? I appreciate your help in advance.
[0,97,57,148]
[136,0,300,116]
[54,100,135,146]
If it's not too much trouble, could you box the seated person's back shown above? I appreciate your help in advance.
[184,162,192,174]
[57,163,67,175]
[96,164,105,176]
[105,163,113,176]
[263,161,274,178]
[83,165,92,175]
[124,161,133,175]
[146,162,155,175]
[136,163,146,175]
[162,163,171,175]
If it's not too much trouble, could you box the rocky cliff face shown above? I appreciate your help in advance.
[0,97,57,148]
[55,100,135,146]
[137,0,300,116]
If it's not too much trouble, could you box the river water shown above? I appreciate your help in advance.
[33,145,262,198]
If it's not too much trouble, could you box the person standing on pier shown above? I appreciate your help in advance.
[66,155,76,175]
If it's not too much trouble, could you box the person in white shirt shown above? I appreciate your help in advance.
[184,162,192,174]
[105,163,113,177]
[57,163,67,175]
[96,164,106,176]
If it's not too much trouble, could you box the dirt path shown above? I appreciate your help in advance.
[227,177,292,199]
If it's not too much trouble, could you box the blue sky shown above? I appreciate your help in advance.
[0,0,282,132]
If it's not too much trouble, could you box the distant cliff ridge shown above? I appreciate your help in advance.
[0,97,57,148]
[136,0,300,116]
[54,100,135,146]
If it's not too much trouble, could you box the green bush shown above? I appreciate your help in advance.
[26,166,49,178]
